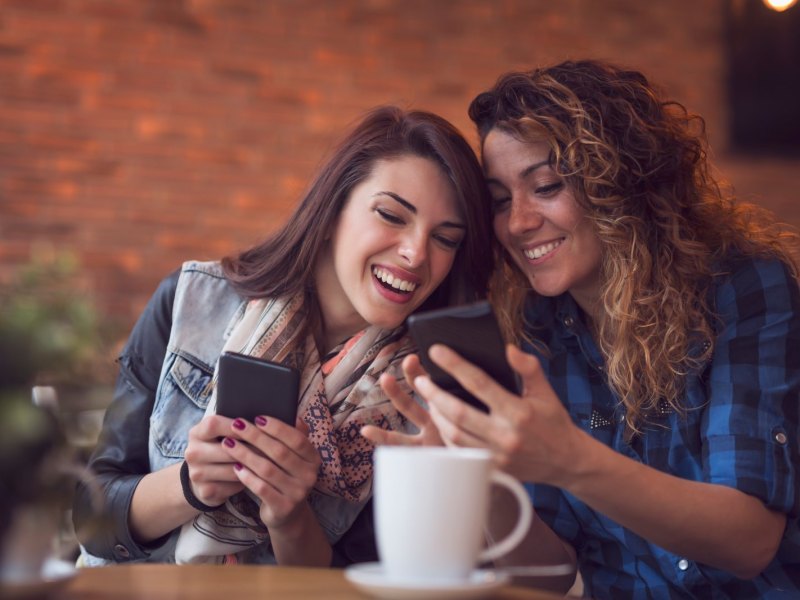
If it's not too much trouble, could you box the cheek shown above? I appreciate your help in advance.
[492,214,509,244]
[430,250,458,286]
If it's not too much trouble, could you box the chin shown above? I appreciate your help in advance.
[361,309,406,331]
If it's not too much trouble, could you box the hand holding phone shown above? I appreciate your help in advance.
[406,301,519,412]
[215,351,299,425]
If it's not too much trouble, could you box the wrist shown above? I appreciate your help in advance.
[267,501,322,545]
[555,428,606,493]
[179,460,225,513]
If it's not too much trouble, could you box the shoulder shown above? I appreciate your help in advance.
[174,260,240,304]
[179,259,227,281]
[168,260,247,362]
[712,255,800,314]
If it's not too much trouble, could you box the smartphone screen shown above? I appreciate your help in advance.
[406,301,519,412]
[215,352,299,425]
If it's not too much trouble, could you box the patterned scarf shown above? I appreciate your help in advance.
[175,294,413,564]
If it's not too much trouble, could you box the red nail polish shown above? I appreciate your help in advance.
[254,415,267,427]
[232,418,246,430]
[234,463,243,471]
[223,437,235,448]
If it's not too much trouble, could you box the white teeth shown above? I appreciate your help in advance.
[524,239,563,260]
[372,267,417,293]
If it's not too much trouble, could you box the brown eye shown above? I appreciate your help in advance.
[492,197,511,213]
[376,208,404,224]
[535,182,563,196]
[434,234,461,250]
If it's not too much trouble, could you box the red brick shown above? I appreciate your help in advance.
[0,0,797,335]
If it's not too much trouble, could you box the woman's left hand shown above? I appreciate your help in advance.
[416,343,588,487]
[220,416,321,529]
[360,354,445,447]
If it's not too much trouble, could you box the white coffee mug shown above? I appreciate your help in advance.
[373,446,532,583]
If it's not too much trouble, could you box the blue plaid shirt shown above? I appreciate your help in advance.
[522,256,800,599]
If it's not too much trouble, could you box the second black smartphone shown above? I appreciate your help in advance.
[215,351,299,425]
[406,301,519,412]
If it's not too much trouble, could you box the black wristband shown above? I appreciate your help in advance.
[179,460,224,512]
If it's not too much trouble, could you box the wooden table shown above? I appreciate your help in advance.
[54,564,566,599]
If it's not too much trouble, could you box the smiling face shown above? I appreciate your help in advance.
[315,154,464,348]
[484,128,603,314]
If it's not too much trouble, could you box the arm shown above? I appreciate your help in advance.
[127,413,245,543]
[74,270,247,553]
[420,258,800,582]
[73,270,180,560]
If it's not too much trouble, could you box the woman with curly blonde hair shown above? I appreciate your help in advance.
[363,61,800,597]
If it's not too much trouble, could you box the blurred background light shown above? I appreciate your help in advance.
[762,0,797,12]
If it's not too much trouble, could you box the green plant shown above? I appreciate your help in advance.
[0,248,118,389]
[0,249,118,559]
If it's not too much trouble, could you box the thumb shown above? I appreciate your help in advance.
[506,345,548,396]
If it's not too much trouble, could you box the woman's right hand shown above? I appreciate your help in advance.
[360,354,445,447]
[183,414,246,507]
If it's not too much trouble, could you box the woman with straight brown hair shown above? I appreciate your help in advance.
[73,105,494,567]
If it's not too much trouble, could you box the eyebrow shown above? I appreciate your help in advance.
[376,191,466,230]
[485,159,551,187]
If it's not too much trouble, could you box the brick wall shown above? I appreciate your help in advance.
[1,0,798,334]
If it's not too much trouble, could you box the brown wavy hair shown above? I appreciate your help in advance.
[469,60,798,431]
[221,106,494,343]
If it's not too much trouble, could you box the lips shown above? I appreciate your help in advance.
[372,266,419,294]
[523,238,564,260]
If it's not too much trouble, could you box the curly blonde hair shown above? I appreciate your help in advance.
[469,60,798,431]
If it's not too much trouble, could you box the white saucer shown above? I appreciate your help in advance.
[344,562,510,600]
[0,558,77,599]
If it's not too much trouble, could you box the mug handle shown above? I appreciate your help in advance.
[478,471,533,563]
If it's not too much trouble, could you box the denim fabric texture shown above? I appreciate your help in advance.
[76,261,375,565]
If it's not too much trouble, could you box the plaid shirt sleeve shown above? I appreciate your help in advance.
[703,257,800,517]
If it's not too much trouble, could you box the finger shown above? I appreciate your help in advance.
[232,417,319,465]
[401,354,428,388]
[360,424,420,446]
[189,414,239,443]
[232,463,310,528]
[428,404,488,449]
[427,344,515,413]
[231,462,284,503]
[184,460,244,506]
[413,374,488,440]
[188,461,242,484]
[506,345,548,397]
[184,433,240,465]
[223,436,315,497]
[380,372,431,426]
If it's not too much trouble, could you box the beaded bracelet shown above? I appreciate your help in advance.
[179,460,225,512]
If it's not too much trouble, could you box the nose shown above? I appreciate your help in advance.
[506,195,544,237]
[398,230,428,268]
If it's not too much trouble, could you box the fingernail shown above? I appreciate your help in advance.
[223,437,235,448]
[234,463,243,471]
[232,418,246,430]
[254,415,267,427]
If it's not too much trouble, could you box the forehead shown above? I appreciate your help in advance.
[482,129,551,181]
[355,155,462,216]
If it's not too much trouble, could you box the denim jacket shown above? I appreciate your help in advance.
[75,261,378,566]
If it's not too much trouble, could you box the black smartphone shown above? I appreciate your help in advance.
[406,301,519,412]
[215,351,299,425]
